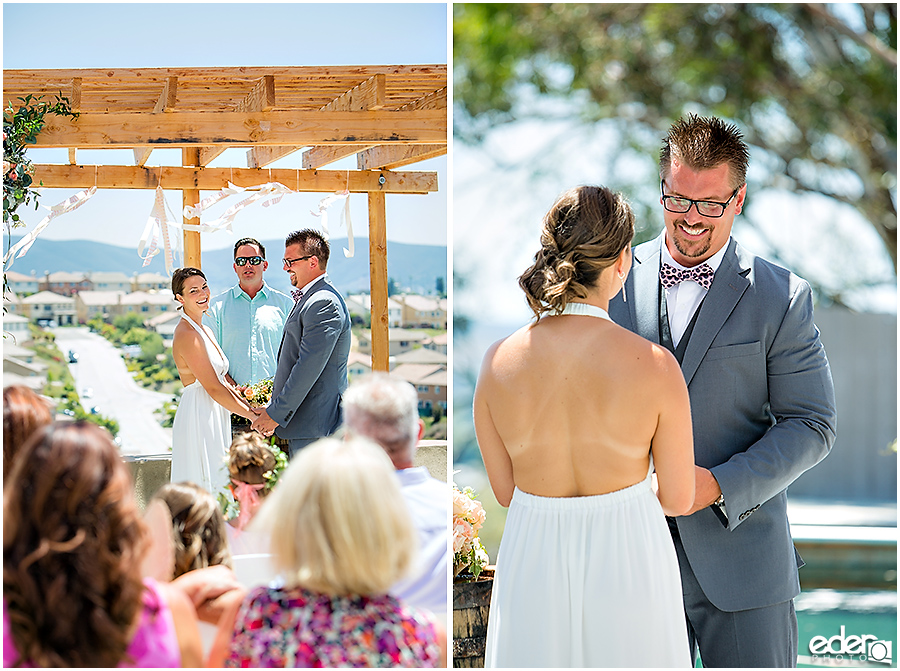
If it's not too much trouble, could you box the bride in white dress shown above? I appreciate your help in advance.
[171,268,257,494]
[474,186,695,667]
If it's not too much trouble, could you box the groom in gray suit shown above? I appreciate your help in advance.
[609,114,836,667]
[251,228,351,457]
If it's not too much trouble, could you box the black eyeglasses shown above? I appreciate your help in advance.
[235,256,264,266]
[283,255,313,267]
[660,180,741,218]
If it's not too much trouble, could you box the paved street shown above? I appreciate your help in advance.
[52,327,174,457]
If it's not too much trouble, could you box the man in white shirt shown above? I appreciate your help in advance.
[342,372,449,625]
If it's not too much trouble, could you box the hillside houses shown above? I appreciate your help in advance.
[346,293,446,329]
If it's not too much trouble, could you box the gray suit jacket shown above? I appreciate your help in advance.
[609,235,836,612]
[268,276,351,442]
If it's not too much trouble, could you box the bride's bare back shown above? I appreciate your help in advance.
[474,312,694,515]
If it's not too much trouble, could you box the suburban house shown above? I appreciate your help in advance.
[133,272,170,293]
[20,291,76,325]
[347,350,374,380]
[423,332,448,355]
[75,291,127,322]
[391,363,447,416]
[355,328,430,357]
[146,311,181,344]
[5,270,40,295]
[395,294,447,329]
[391,347,447,369]
[345,293,403,327]
[41,271,92,297]
[119,291,179,318]
[2,313,31,341]
[88,271,132,293]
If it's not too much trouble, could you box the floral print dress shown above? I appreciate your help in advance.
[225,585,440,668]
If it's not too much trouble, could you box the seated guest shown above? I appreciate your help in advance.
[3,421,202,667]
[224,431,279,556]
[343,373,450,624]
[152,482,233,578]
[3,385,52,482]
[209,438,446,668]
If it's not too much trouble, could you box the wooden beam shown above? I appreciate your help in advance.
[68,149,77,165]
[355,87,448,169]
[182,148,201,269]
[204,76,277,167]
[368,190,389,373]
[35,109,446,148]
[358,144,445,170]
[31,164,438,193]
[322,73,386,112]
[134,77,178,167]
[69,77,82,111]
[247,146,301,169]
[260,75,388,170]
[303,145,375,170]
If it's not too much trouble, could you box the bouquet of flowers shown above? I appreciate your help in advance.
[453,483,490,579]
[235,377,274,408]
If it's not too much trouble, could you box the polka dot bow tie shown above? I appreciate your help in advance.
[291,289,304,303]
[659,262,715,291]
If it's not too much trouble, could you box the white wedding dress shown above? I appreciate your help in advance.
[170,314,232,495]
[484,302,691,668]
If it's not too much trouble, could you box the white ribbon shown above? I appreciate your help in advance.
[311,190,354,258]
[4,187,97,269]
[181,182,295,234]
[137,186,180,275]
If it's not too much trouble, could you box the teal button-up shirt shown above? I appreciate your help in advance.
[203,282,294,386]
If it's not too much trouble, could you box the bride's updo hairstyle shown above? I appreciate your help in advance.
[518,185,634,320]
[171,267,206,304]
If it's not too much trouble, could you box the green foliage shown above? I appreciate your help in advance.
[3,93,79,226]
[113,313,145,335]
[435,276,446,297]
[454,3,897,267]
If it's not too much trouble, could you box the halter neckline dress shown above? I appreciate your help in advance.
[483,301,691,668]
[170,313,232,495]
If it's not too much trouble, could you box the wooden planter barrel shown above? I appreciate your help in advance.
[452,567,495,668]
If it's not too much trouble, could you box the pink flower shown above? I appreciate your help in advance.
[242,387,253,398]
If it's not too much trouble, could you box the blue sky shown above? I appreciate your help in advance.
[3,3,448,252]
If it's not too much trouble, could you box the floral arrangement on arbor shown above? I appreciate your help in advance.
[235,377,274,408]
[453,483,490,580]
[3,94,79,227]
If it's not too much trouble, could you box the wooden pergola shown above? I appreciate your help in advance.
[3,66,447,371]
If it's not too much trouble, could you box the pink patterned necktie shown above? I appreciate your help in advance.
[291,288,303,303]
[659,262,715,291]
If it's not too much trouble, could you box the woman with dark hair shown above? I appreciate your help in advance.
[3,421,203,667]
[475,186,695,667]
[3,384,52,482]
[171,267,257,494]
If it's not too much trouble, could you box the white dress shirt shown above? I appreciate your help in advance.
[661,238,730,348]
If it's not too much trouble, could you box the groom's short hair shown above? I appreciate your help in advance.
[285,228,330,269]
[660,114,750,190]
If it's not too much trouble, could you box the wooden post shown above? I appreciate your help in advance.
[368,190,389,372]
[182,148,202,269]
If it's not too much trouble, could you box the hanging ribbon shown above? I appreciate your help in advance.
[137,186,179,276]
[311,190,354,258]
[182,182,295,234]
[231,479,266,532]
[4,187,98,270]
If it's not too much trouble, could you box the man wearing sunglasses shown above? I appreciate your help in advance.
[609,114,836,667]
[204,237,294,386]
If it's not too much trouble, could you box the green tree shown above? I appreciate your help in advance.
[454,3,897,267]
[113,313,145,334]
[436,276,446,297]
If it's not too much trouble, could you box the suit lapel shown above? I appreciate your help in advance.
[680,238,751,386]
[632,235,664,344]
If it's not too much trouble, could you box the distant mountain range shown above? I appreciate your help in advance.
[3,236,447,297]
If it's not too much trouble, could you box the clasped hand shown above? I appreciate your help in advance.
[251,407,278,437]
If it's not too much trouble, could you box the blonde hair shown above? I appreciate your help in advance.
[152,482,232,578]
[518,185,634,320]
[254,437,417,596]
